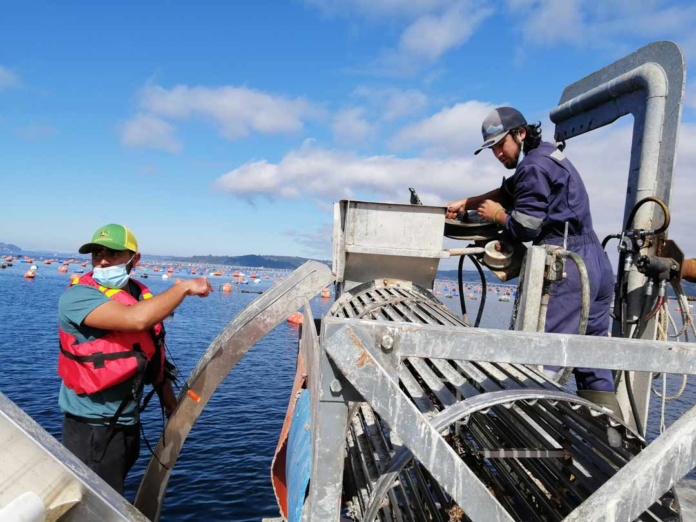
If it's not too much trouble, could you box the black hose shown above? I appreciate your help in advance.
[601,234,621,249]
[624,371,645,437]
[469,255,487,328]
[457,253,467,320]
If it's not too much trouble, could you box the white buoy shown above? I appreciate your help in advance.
[0,491,46,522]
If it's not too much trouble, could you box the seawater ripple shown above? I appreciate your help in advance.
[0,260,694,520]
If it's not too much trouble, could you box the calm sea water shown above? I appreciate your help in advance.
[0,257,694,520]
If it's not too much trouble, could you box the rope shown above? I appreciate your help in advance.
[651,289,690,415]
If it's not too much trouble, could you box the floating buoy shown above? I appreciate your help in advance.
[287,311,303,325]
[222,283,232,293]
[58,266,68,273]
[162,274,169,279]
[321,288,330,298]
[24,270,36,279]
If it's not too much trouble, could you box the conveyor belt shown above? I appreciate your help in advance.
[330,280,681,521]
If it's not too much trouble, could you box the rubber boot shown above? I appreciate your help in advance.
[576,389,622,417]
[577,390,623,448]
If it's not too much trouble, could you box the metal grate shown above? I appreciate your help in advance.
[330,280,680,522]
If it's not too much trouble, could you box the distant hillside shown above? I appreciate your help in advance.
[0,242,22,253]
[167,253,495,282]
[170,254,331,270]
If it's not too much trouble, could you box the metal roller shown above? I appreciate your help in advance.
[330,279,680,522]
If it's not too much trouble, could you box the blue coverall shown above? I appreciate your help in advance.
[500,142,615,391]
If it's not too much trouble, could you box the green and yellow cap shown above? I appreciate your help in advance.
[79,224,138,254]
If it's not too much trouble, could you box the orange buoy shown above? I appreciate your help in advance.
[222,283,232,293]
[24,270,36,279]
[321,288,330,298]
[287,311,303,325]
[58,266,68,273]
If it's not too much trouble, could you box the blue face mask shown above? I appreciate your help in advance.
[92,255,134,288]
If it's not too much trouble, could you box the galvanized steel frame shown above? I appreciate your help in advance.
[310,315,696,521]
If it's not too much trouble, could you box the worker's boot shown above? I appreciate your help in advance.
[577,389,623,448]
[576,389,622,416]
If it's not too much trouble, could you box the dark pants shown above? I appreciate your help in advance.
[62,415,140,495]
[541,233,615,392]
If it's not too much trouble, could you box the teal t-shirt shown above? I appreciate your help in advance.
[58,284,140,425]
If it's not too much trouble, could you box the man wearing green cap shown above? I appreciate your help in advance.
[57,223,213,495]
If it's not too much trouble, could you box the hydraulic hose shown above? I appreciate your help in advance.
[624,371,645,437]
[457,253,467,321]
[557,251,590,335]
[624,196,670,235]
[469,255,487,328]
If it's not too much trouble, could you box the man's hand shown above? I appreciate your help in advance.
[445,198,468,219]
[477,199,504,223]
[185,277,214,297]
[157,379,178,419]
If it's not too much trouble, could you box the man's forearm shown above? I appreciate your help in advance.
[465,188,503,210]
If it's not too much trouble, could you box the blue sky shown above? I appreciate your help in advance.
[2,1,696,267]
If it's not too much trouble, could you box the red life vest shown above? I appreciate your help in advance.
[58,273,165,395]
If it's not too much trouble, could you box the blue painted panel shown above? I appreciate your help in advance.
[286,389,311,522]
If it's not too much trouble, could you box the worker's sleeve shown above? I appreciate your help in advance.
[502,164,552,243]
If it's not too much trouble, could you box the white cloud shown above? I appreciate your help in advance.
[372,3,492,75]
[120,113,181,152]
[307,0,492,75]
[138,84,317,140]
[120,83,322,152]
[685,81,696,114]
[506,0,696,56]
[398,4,491,62]
[214,116,696,258]
[352,86,429,121]
[332,107,375,145]
[390,100,494,155]
[0,65,20,90]
[214,144,489,204]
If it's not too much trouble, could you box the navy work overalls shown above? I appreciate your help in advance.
[500,142,614,391]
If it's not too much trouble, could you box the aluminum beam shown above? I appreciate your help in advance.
[135,261,334,521]
[323,317,696,375]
